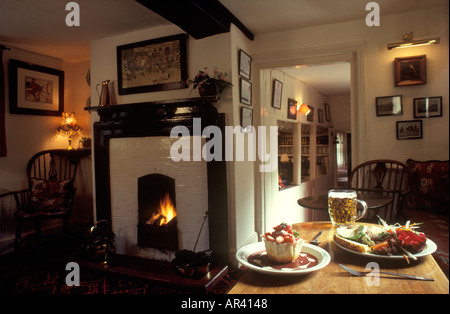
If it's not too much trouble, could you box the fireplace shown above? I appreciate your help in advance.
[137,174,178,250]
[91,97,228,264]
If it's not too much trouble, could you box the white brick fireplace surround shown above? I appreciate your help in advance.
[109,136,209,261]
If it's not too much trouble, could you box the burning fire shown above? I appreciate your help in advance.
[146,193,177,226]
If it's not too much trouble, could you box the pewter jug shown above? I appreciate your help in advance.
[96,80,111,106]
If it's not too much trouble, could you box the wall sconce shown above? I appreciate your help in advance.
[56,112,82,150]
[387,32,440,50]
[297,103,311,116]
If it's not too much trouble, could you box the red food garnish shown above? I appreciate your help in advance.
[395,230,427,253]
[264,223,301,244]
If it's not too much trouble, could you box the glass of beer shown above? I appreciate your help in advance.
[328,189,367,227]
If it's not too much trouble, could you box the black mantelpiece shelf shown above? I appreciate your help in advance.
[83,96,219,113]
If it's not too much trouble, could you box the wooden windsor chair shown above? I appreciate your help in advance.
[348,159,410,222]
[13,149,83,249]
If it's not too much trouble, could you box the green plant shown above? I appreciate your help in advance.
[79,136,91,148]
[187,67,232,95]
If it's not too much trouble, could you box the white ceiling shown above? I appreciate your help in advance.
[282,62,351,96]
[1,0,448,96]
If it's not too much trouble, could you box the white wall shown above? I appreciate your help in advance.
[254,5,449,164]
[329,95,351,132]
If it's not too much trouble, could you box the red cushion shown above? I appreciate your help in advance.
[29,178,73,212]
[406,159,449,216]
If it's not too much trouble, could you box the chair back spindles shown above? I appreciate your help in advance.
[348,159,410,221]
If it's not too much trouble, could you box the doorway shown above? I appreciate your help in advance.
[252,42,366,235]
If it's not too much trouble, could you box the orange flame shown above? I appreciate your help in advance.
[146,193,176,225]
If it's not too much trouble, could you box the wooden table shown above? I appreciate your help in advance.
[229,222,449,294]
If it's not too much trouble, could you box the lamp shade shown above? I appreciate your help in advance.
[56,112,82,149]
[298,103,311,116]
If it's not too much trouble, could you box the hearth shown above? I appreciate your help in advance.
[89,97,229,264]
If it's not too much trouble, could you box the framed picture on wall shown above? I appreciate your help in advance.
[394,55,426,86]
[414,96,442,118]
[9,59,64,116]
[240,78,252,106]
[325,103,331,121]
[272,79,283,109]
[287,98,297,120]
[396,120,423,140]
[376,95,402,116]
[241,107,253,131]
[238,49,252,80]
[117,34,188,95]
[307,106,314,122]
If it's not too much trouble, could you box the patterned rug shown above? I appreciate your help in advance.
[0,231,247,295]
[7,266,246,295]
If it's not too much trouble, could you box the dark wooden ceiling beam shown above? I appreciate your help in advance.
[135,0,254,40]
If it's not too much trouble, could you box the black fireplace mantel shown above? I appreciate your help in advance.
[87,97,229,263]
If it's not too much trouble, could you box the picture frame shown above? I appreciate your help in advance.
[9,59,64,116]
[414,96,443,118]
[238,49,252,80]
[240,78,252,106]
[396,120,423,140]
[325,103,330,121]
[287,98,297,120]
[376,95,402,116]
[117,34,188,95]
[241,107,253,131]
[307,106,314,122]
[272,79,283,109]
[318,109,324,123]
[394,55,426,86]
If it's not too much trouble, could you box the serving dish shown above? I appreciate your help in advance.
[236,242,330,275]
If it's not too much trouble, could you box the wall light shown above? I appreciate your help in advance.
[387,32,440,50]
[297,103,311,116]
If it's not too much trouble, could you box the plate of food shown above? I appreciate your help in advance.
[333,219,437,261]
[236,223,330,275]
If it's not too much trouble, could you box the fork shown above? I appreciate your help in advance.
[309,231,322,246]
[339,264,434,281]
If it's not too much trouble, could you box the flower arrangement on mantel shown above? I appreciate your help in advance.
[187,67,233,97]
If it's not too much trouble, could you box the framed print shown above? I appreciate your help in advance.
[9,59,64,116]
[396,120,423,140]
[240,78,252,106]
[307,106,314,122]
[287,98,297,120]
[394,55,426,86]
[376,95,402,116]
[117,34,188,95]
[318,109,324,123]
[272,79,283,109]
[325,103,330,121]
[414,96,442,118]
[238,49,252,80]
[241,107,253,130]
